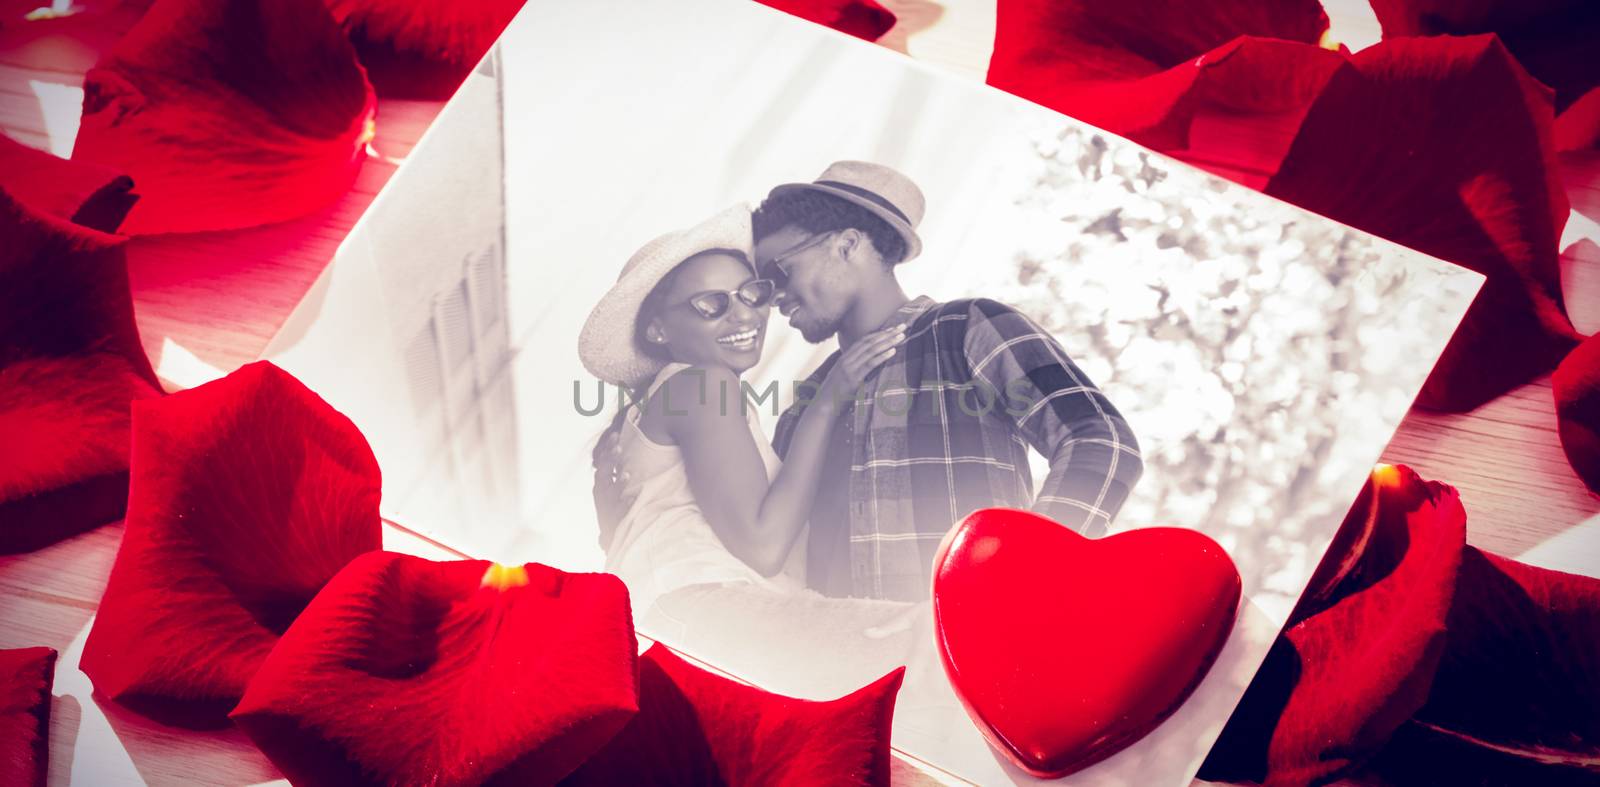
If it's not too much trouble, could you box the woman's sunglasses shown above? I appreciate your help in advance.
[673,278,777,320]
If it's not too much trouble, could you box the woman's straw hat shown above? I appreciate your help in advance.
[578,204,753,388]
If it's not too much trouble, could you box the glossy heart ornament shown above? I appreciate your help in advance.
[932,508,1241,778]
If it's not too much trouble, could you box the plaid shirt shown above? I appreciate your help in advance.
[773,296,1143,600]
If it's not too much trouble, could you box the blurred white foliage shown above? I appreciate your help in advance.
[972,125,1474,611]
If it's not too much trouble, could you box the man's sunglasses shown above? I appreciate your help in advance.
[760,231,835,288]
[672,278,777,320]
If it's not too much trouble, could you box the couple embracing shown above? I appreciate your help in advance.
[579,161,1142,619]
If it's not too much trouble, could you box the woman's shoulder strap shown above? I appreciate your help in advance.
[643,361,695,399]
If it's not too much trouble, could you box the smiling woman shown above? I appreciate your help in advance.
[638,252,774,372]
[576,208,788,607]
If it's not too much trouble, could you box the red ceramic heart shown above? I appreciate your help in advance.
[932,508,1241,778]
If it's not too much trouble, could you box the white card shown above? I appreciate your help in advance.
[263,1,1481,782]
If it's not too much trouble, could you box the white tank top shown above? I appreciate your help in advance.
[604,362,802,619]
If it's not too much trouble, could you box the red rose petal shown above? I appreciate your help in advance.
[0,2,147,78]
[1555,87,1600,151]
[0,186,161,554]
[323,0,524,99]
[1554,331,1600,493]
[1265,35,1581,412]
[232,553,638,786]
[324,0,524,63]
[563,642,904,786]
[1202,465,1466,784]
[1370,548,1600,784]
[987,0,1332,157]
[1368,0,1600,113]
[991,0,1328,83]
[0,135,136,233]
[754,0,897,42]
[0,647,57,787]
[69,0,376,235]
[80,361,381,727]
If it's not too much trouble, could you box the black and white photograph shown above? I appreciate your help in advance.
[259,0,1482,783]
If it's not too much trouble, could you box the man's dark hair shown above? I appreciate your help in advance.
[752,189,909,267]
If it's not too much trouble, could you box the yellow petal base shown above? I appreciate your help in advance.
[481,563,530,590]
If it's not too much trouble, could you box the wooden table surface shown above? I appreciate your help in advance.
[3,1,1596,785]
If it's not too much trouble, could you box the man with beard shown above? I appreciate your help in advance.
[753,161,1144,601]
